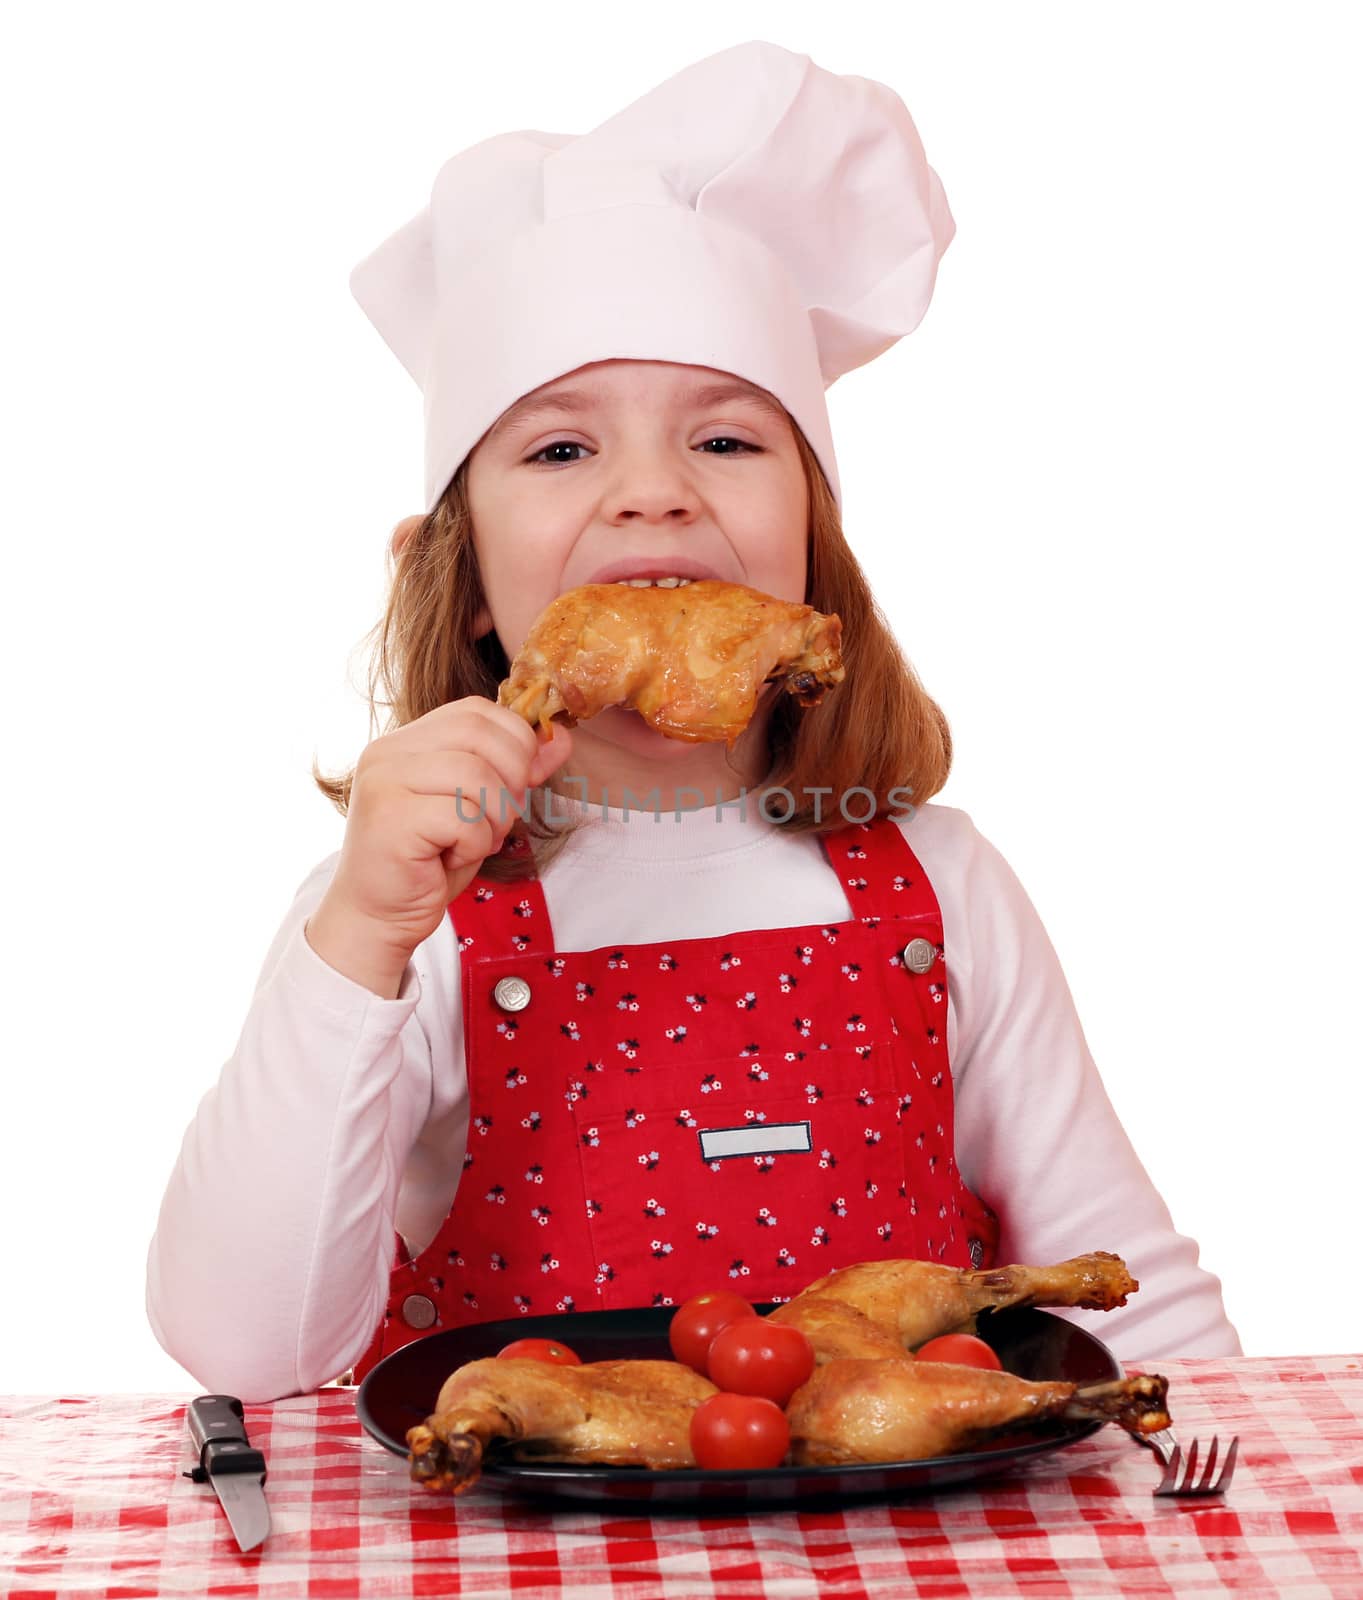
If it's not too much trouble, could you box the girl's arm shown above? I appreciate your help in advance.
[928,810,1242,1360]
[144,854,467,1401]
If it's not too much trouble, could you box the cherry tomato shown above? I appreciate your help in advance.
[668,1290,757,1375]
[689,1392,790,1471]
[706,1317,815,1406]
[914,1333,1002,1370]
[495,1338,582,1366]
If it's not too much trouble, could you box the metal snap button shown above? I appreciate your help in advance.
[902,937,937,974]
[401,1294,437,1330]
[493,976,532,1012]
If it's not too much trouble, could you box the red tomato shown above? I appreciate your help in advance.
[689,1392,790,1471]
[914,1334,1002,1370]
[495,1338,582,1366]
[706,1317,815,1406]
[668,1290,757,1375]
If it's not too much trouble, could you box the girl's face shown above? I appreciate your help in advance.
[463,358,809,778]
[466,358,808,652]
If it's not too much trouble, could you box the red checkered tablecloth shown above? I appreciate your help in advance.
[3,1356,1362,1598]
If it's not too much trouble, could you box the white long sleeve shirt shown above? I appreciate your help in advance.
[146,799,1240,1401]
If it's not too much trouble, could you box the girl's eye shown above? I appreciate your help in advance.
[528,441,590,465]
[525,437,761,466]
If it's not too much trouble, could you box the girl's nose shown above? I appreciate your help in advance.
[601,445,703,525]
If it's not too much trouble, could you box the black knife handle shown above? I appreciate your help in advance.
[186,1394,267,1481]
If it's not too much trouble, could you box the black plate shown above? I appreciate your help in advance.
[357,1305,1122,1509]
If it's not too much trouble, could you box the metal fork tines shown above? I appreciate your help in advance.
[1139,1427,1239,1497]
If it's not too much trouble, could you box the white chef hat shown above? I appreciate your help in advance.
[349,39,954,516]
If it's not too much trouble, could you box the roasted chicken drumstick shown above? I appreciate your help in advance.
[786,1360,1170,1464]
[768,1252,1138,1362]
[407,1357,717,1495]
[405,1252,1152,1492]
[498,579,844,745]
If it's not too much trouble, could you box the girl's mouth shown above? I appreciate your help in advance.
[583,560,725,587]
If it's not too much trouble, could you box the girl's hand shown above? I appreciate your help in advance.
[306,697,573,995]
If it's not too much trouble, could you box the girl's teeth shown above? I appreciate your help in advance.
[617,576,695,587]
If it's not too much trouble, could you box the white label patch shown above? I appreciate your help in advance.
[698,1121,814,1162]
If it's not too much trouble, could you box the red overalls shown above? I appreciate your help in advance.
[352,815,998,1381]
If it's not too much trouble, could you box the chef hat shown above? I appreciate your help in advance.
[349,39,954,515]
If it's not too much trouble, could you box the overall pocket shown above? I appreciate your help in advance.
[566,1043,920,1308]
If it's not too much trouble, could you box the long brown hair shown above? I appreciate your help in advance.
[313,424,951,880]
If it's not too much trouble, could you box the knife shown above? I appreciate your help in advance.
[183,1394,271,1552]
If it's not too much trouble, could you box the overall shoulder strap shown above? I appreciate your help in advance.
[447,846,556,958]
[819,816,941,923]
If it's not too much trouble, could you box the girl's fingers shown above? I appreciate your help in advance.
[393,750,531,831]
[404,791,498,866]
[528,723,574,788]
[386,706,542,798]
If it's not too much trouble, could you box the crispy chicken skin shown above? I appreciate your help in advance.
[768,1252,1138,1362]
[786,1360,1170,1464]
[498,579,844,745]
[407,1358,717,1494]
[405,1252,1154,1491]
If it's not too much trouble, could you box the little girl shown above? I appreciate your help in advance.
[146,41,1240,1402]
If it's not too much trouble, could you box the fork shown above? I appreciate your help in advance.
[1137,1427,1239,1496]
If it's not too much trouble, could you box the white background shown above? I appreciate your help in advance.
[3,1,1359,1391]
